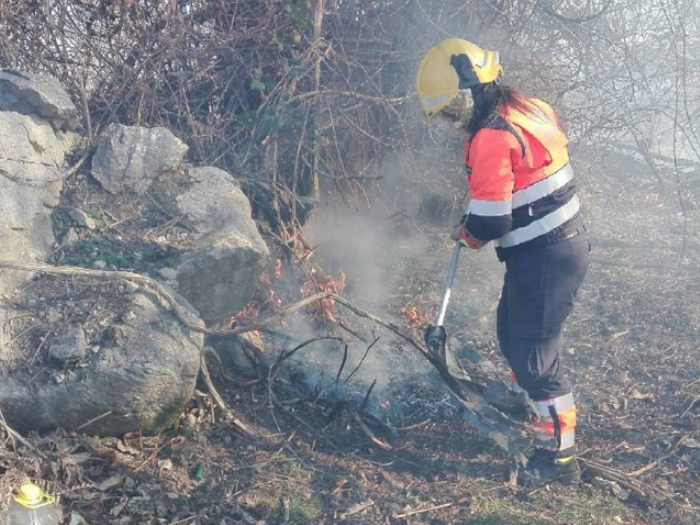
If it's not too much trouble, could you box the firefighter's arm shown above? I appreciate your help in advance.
[462,129,521,244]
[451,218,486,249]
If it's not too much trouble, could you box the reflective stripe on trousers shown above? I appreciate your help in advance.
[532,393,576,452]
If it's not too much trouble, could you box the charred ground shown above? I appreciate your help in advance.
[0,150,699,525]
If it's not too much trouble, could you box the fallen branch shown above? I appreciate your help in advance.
[360,379,377,413]
[313,294,537,463]
[0,260,207,332]
[339,499,375,520]
[268,390,342,454]
[393,497,471,519]
[76,411,113,431]
[579,435,698,510]
[392,419,431,431]
[627,435,688,478]
[0,406,47,459]
[335,344,348,386]
[278,336,345,363]
[344,336,380,384]
[580,457,697,510]
[580,458,649,497]
[200,350,257,438]
[337,320,369,343]
[341,402,392,452]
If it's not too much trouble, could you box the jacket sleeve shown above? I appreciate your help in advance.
[463,128,523,241]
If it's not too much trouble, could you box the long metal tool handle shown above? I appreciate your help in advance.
[435,243,462,327]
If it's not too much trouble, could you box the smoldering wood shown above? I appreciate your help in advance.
[278,336,346,363]
[335,344,349,386]
[360,379,377,413]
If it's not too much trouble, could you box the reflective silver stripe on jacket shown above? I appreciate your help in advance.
[496,195,580,248]
[512,164,574,209]
[467,198,513,216]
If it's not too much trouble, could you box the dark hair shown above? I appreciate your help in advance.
[466,83,537,135]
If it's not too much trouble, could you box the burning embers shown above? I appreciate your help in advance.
[300,267,346,322]
[229,257,347,329]
[398,305,434,328]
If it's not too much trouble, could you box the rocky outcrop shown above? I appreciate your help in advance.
[91,124,189,195]
[0,114,67,292]
[175,167,270,323]
[0,70,78,349]
[0,69,269,436]
[0,290,201,436]
[0,69,80,131]
[48,324,88,367]
[90,140,269,323]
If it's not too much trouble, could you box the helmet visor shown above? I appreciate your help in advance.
[439,90,473,127]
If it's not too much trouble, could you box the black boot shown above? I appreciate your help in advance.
[518,448,581,486]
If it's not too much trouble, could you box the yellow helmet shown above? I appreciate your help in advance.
[416,39,502,117]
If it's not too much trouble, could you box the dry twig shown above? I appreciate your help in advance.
[341,402,392,452]
[0,406,46,458]
[627,435,689,478]
[393,497,471,519]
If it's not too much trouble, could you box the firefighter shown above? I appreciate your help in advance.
[416,39,590,485]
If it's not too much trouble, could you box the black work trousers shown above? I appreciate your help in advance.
[497,234,590,401]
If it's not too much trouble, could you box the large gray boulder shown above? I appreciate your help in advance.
[91,124,189,195]
[175,167,270,323]
[0,290,202,436]
[0,111,74,185]
[0,79,78,348]
[0,69,80,131]
[0,72,207,438]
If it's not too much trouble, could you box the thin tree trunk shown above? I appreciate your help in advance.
[310,0,324,202]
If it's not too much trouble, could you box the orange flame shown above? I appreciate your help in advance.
[228,302,261,337]
[300,268,346,322]
[229,259,285,328]
[398,305,432,327]
[274,258,283,279]
[231,257,346,331]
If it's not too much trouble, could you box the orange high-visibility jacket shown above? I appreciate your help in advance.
[463,98,583,258]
